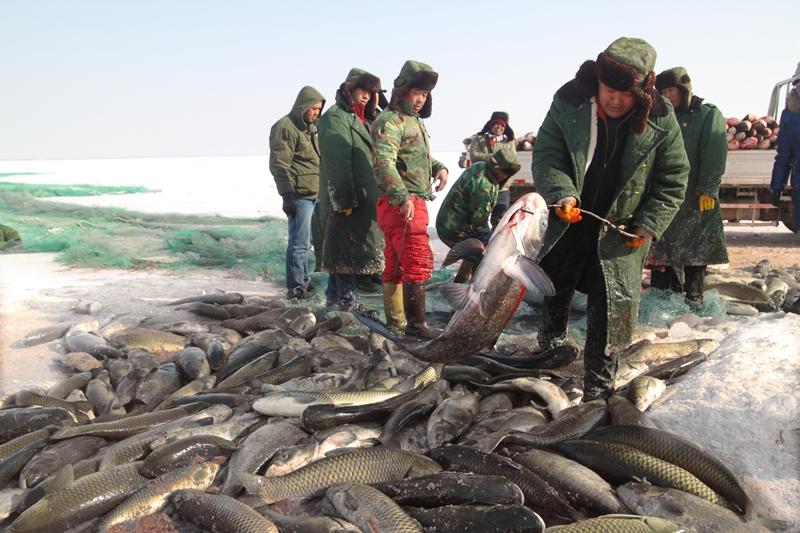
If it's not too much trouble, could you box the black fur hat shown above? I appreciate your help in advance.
[480,111,515,140]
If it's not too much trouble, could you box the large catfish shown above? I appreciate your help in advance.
[356,192,554,363]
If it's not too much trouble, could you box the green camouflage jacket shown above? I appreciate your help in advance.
[468,134,516,191]
[435,162,498,246]
[371,104,446,205]
[269,86,325,200]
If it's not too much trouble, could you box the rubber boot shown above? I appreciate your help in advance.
[684,265,706,311]
[454,261,474,284]
[403,281,441,339]
[382,283,407,333]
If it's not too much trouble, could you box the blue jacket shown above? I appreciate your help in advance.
[772,108,800,190]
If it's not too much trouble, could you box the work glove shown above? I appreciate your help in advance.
[554,197,582,223]
[698,195,716,212]
[281,194,296,217]
[771,189,782,208]
[336,208,353,217]
[624,227,654,248]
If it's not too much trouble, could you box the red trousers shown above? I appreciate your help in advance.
[376,195,433,283]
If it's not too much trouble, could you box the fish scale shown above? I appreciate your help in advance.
[172,488,279,533]
[0,427,54,461]
[581,424,750,514]
[243,447,441,504]
[559,439,737,512]
[50,403,207,439]
[7,463,147,532]
[326,482,422,533]
[97,462,219,529]
[546,515,683,532]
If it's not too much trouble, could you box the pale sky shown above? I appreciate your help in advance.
[1,0,797,160]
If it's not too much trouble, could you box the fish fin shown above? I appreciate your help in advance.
[442,238,485,268]
[323,448,358,458]
[438,283,470,309]
[502,255,555,296]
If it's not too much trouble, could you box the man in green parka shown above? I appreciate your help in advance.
[314,68,385,310]
[436,149,521,283]
[269,86,325,300]
[372,60,448,338]
[647,67,729,308]
[532,37,689,401]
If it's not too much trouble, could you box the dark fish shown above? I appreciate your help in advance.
[176,346,211,380]
[512,448,628,516]
[379,381,445,445]
[63,330,123,358]
[607,395,660,428]
[325,482,423,532]
[0,407,75,443]
[0,441,48,489]
[171,488,279,533]
[19,436,105,488]
[558,439,736,512]
[7,463,147,532]
[216,343,278,382]
[254,507,360,533]
[404,504,544,533]
[642,350,709,381]
[474,399,607,452]
[441,364,492,384]
[168,292,244,306]
[429,445,583,522]
[371,472,524,507]
[46,372,92,399]
[140,435,237,478]
[478,345,580,369]
[240,447,441,504]
[51,402,208,439]
[179,301,232,320]
[581,425,751,515]
[11,324,70,349]
[222,420,308,496]
[0,427,56,461]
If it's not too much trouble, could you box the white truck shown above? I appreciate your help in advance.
[510,76,796,231]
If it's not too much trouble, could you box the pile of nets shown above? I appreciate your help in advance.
[0,184,288,280]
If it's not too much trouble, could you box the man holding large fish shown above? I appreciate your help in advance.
[532,37,690,401]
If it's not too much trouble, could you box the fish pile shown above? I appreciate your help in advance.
[725,114,779,150]
[707,259,800,316]
[0,283,768,532]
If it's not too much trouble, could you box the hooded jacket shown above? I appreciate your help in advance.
[269,86,325,200]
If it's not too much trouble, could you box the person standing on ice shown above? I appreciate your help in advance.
[532,37,689,401]
[372,60,448,338]
[770,63,800,234]
[435,149,521,284]
[314,68,385,311]
[647,67,729,308]
[269,86,325,300]
[465,111,519,229]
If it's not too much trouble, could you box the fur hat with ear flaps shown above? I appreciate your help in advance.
[569,37,658,135]
[340,67,383,121]
[480,111,515,140]
[655,67,694,112]
[388,60,438,118]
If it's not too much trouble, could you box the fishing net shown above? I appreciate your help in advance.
[0,184,289,280]
[638,287,727,327]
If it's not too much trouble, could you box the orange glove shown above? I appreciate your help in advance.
[698,195,715,212]
[624,227,654,248]
[555,197,582,223]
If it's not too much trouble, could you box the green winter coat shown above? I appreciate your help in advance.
[648,96,729,267]
[533,86,689,350]
[435,162,499,246]
[468,134,516,192]
[313,90,384,275]
[269,86,325,200]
